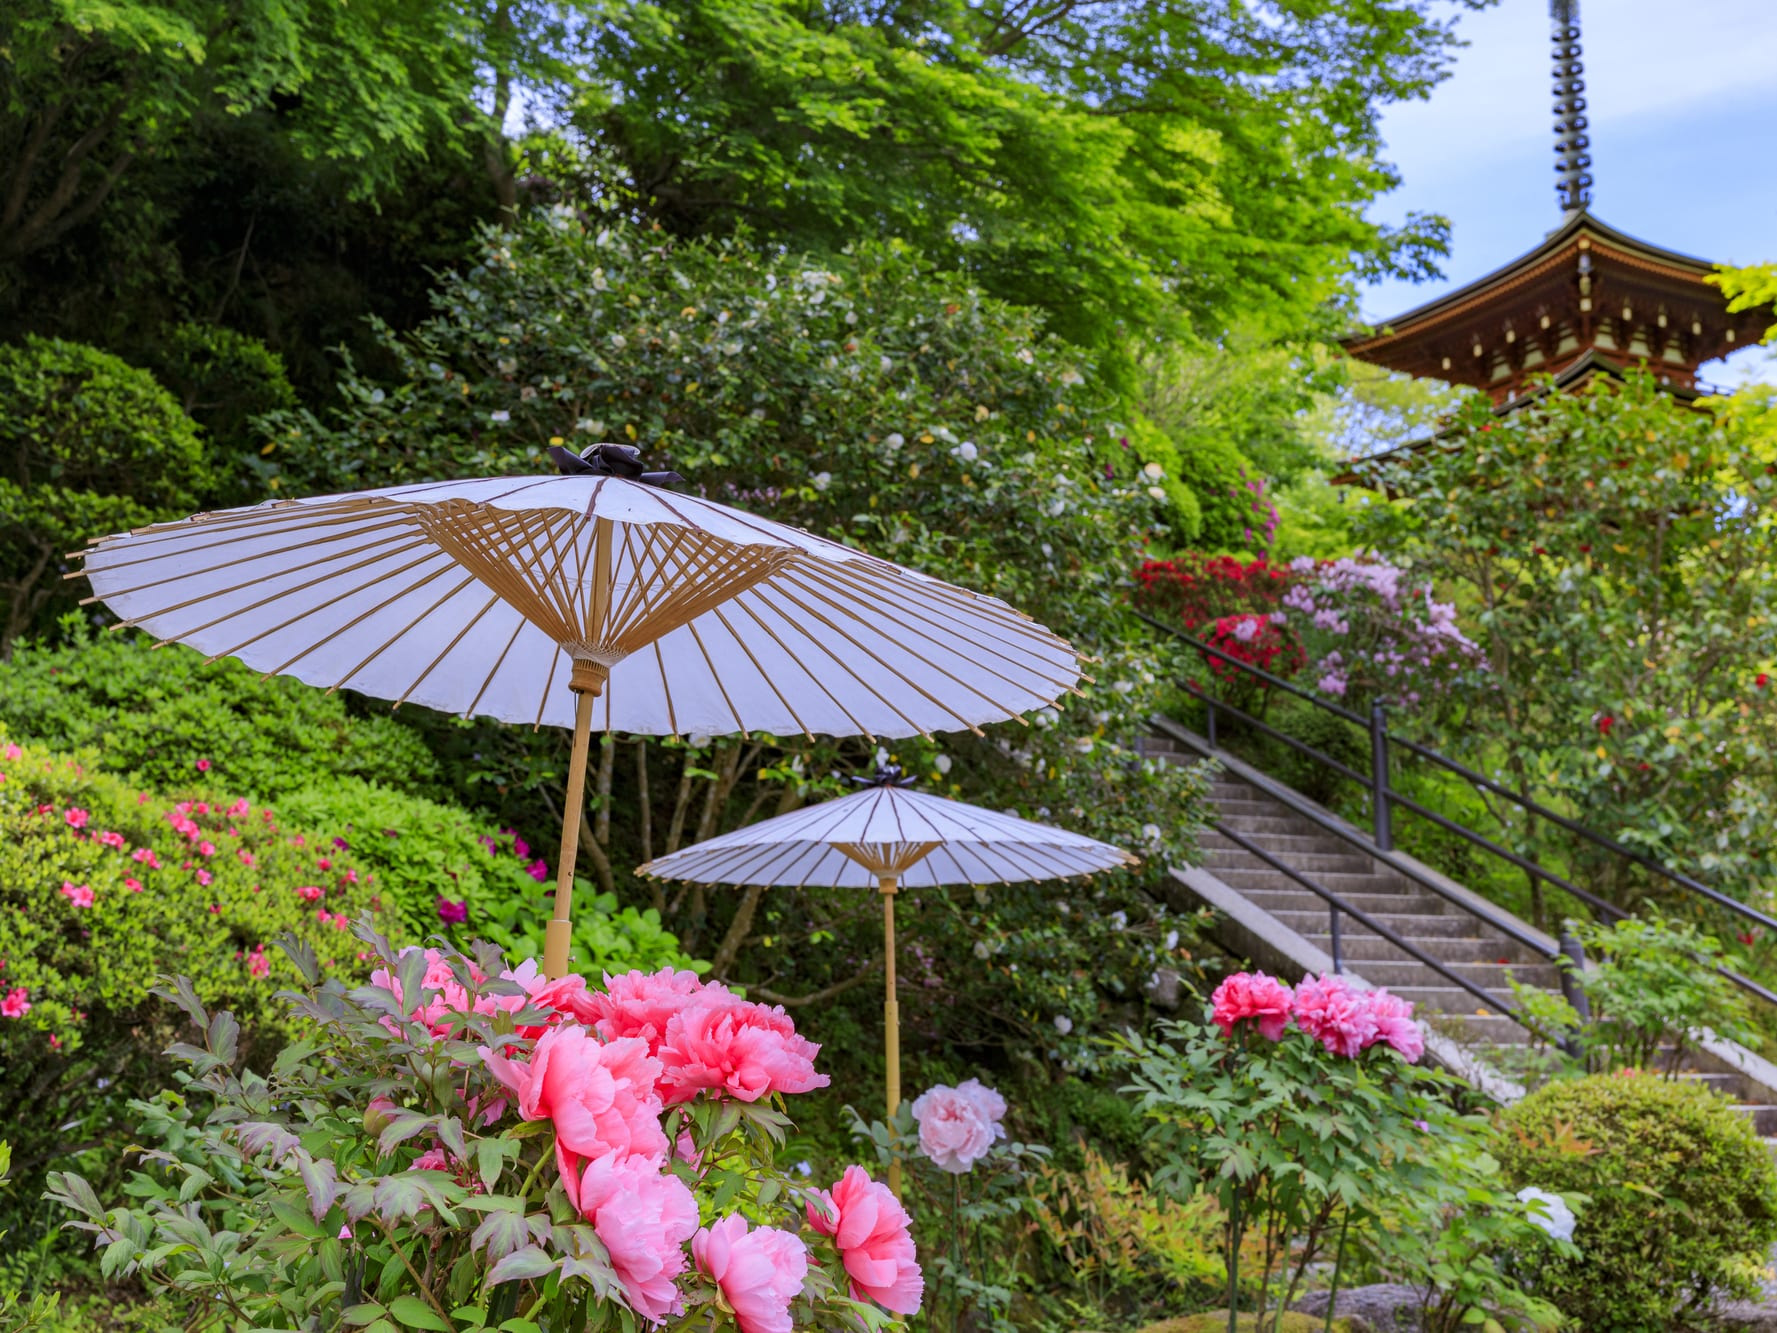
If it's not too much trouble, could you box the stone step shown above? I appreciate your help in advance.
[1420,1010,1535,1046]
[1214,796,1296,815]
[1303,933,1543,965]
[1217,814,1324,836]
[1215,868,1427,898]
[1735,1106,1777,1136]
[1272,908,1497,940]
[1343,958,1563,992]
[1241,888,1456,919]
[1201,848,1378,875]
[1201,829,1358,857]
[1679,1071,1751,1100]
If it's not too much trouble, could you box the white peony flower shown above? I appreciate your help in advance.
[1516,1188,1576,1243]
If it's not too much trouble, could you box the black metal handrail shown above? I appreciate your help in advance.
[1142,611,1777,1010]
[1211,820,1535,1030]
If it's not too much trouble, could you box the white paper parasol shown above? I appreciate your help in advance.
[75,448,1085,976]
[636,769,1135,1188]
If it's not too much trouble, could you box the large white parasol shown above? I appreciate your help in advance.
[75,446,1085,976]
[636,767,1135,1190]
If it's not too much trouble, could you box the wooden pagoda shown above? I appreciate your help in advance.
[1343,0,1768,407]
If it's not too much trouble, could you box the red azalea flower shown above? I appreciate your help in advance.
[1758,673,1770,690]
[1596,714,1615,736]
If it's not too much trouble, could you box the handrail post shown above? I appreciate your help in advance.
[1205,693,1218,748]
[1558,925,1591,1059]
[1330,905,1342,975]
[1370,699,1392,852]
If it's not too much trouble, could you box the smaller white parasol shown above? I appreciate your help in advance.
[637,767,1135,1192]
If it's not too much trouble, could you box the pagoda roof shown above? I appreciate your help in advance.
[1343,210,1767,403]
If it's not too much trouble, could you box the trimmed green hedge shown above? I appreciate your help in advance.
[0,626,443,801]
[1498,1072,1777,1330]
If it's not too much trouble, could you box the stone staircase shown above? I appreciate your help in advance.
[1148,717,1777,1127]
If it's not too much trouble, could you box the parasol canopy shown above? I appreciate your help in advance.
[74,448,1087,977]
[637,767,1135,1190]
[634,778,1136,888]
[77,469,1081,740]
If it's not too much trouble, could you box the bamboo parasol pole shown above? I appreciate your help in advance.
[881,872,903,1196]
[545,663,606,978]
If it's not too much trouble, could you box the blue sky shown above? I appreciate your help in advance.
[1360,0,1777,385]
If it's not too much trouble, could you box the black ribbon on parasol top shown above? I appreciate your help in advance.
[547,442,684,487]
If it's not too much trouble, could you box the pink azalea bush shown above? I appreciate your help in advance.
[51,927,921,1333]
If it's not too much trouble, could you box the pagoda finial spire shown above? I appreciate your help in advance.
[1550,0,1592,213]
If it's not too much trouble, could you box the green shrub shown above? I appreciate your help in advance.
[0,737,393,1233]
[1498,1072,1777,1329]
[0,624,442,801]
[132,322,297,507]
[275,777,697,976]
[0,337,210,652]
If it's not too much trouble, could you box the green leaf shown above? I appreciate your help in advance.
[489,1246,556,1285]
[388,1295,452,1331]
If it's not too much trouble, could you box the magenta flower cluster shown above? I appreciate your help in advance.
[1211,970,1424,1062]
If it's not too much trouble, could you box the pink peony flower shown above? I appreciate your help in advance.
[512,836,531,860]
[587,968,737,1056]
[526,858,549,882]
[413,1147,453,1173]
[1364,989,1424,1063]
[60,881,95,909]
[806,1165,923,1314]
[479,1024,667,1199]
[1,987,29,1018]
[657,998,828,1105]
[64,808,88,829]
[576,1151,698,1321]
[436,897,468,924]
[956,1077,1007,1131]
[674,1129,704,1172]
[1293,974,1379,1058]
[692,1215,808,1333]
[1210,971,1295,1042]
[515,973,599,1036]
[910,1083,997,1173]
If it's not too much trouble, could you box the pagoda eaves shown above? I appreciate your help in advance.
[1342,210,1766,405]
